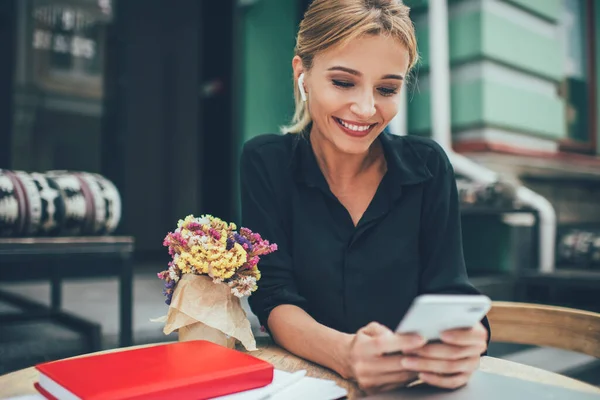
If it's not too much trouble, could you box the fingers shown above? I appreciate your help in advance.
[355,354,404,375]
[351,322,486,392]
[359,321,390,337]
[418,372,471,390]
[440,323,488,347]
[358,322,426,356]
[401,354,480,375]
[410,341,486,360]
[354,354,420,378]
[351,322,426,392]
[359,371,419,393]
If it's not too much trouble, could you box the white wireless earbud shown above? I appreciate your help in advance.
[298,73,307,102]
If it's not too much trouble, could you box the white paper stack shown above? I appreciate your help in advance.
[214,369,348,400]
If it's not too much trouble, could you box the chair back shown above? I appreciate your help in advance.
[487,301,600,358]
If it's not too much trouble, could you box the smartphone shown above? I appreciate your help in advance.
[395,294,491,341]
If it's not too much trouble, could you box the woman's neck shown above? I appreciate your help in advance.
[309,126,385,187]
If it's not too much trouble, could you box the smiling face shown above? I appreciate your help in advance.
[294,33,410,155]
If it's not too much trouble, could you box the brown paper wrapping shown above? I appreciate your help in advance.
[162,274,257,351]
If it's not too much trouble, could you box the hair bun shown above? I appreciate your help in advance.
[366,0,401,6]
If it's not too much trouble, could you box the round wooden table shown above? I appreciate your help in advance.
[1,338,599,399]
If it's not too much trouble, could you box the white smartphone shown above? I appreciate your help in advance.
[395,294,491,341]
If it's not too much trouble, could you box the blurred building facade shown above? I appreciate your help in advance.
[2,0,600,271]
[0,0,238,258]
[403,0,600,273]
[407,0,600,223]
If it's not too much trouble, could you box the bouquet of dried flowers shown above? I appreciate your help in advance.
[154,214,277,350]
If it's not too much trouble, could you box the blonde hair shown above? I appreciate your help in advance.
[281,0,419,134]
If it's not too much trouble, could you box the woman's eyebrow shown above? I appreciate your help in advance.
[327,65,404,80]
[328,66,361,75]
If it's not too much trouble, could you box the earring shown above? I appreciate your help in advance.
[298,73,307,102]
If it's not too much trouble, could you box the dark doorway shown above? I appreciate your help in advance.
[101,0,237,258]
[199,0,237,223]
[0,0,16,168]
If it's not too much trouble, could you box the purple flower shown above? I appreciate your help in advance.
[234,233,253,252]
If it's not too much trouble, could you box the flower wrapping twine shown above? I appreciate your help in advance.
[162,274,257,351]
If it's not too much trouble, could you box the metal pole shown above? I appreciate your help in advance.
[428,0,452,149]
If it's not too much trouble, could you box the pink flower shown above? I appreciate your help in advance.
[157,271,169,280]
[247,256,259,268]
[187,222,202,231]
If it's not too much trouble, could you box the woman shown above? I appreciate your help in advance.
[240,0,490,394]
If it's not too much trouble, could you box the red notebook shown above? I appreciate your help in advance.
[33,340,274,400]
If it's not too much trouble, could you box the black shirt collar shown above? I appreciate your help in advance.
[291,128,432,198]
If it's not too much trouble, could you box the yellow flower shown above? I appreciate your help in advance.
[167,214,267,290]
[175,254,193,274]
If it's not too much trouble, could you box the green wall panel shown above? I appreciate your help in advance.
[408,82,484,133]
[408,77,566,139]
[234,0,298,221]
[415,6,562,81]
[407,87,431,133]
[415,10,481,70]
[450,11,482,64]
[501,0,561,21]
[405,0,468,10]
[241,0,297,143]
[413,24,429,69]
[452,81,485,128]
[481,12,561,81]
[408,80,484,133]
[404,0,428,10]
[483,81,565,138]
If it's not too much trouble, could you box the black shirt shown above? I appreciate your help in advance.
[240,130,490,337]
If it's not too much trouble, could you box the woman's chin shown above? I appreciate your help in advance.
[331,135,376,155]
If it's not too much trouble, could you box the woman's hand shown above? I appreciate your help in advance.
[401,322,489,389]
[346,322,427,394]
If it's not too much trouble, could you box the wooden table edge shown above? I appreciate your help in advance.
[0,342,598,399]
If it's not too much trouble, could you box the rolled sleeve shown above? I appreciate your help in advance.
[240,142,308,330]
[418,150,491,345]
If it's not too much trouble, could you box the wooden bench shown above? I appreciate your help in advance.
[0,236,135,351]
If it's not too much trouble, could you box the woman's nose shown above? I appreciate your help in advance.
[350,91,376,119]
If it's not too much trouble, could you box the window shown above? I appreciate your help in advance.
[558,0,597,153]
[8,0,114,172]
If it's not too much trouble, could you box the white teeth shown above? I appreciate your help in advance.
[338,119,371,132]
